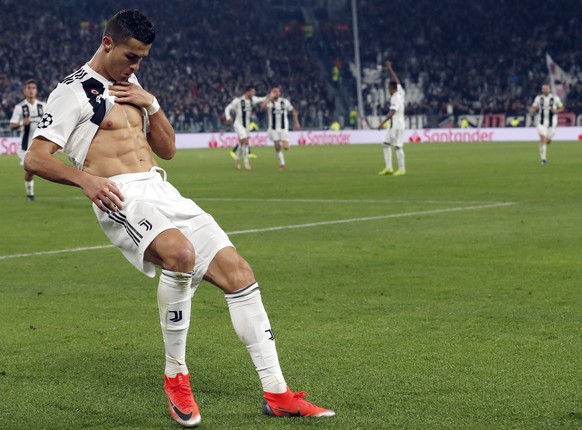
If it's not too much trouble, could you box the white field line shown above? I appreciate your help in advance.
[50,196,509,205]
[0,202,515,261]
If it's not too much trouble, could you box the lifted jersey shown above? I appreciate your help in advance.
[10,99,46,150]
[32,63,148,170]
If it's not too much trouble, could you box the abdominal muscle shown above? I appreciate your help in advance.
[82,103,156,178]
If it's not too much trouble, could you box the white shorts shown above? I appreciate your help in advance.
[268,130,289,143]
[384,127,404,148]
[17,148,27,166]
[537,125,556,140]
[234,123,249,140]
[93,167,234,283]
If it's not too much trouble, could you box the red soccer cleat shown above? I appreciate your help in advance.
[262,387,335,418]
[164,373,202,427]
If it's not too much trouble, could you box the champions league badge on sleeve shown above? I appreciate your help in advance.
[37,113,54,129]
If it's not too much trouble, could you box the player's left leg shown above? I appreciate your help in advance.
[204,247,335,417]
[24,171,35,201]
[274,141,286,170]
[393,129,406,176]
[539,136,548,165]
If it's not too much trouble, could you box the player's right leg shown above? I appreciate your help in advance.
[378,141,394,175]
[146,230,201,427]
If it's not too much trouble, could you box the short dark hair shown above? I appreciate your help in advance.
[388,80,397,90]
[104,9,155,45]
[245,85,256,92]
[25,79,37,86]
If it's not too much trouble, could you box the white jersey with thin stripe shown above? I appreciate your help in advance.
[265,97,294,131]
[10,99,46,150]
[388,84,405,130]
[224,95,265,129]
[32,63,149,170]
[532,94,563,128]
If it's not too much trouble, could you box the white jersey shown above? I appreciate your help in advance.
[388,84,405,130]
[532,93,563,128]
[10,99,46,150]
[32,63,148,170]
[265,97,294,131]
[224,95,265,129]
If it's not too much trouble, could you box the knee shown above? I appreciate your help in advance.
[149,236,195,273]
[226,256,255,291]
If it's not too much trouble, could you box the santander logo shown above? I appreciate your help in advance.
[408,131,422,143]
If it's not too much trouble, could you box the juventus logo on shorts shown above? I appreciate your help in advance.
[138,218,153,231]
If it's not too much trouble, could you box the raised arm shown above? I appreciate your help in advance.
[386,61,400,86]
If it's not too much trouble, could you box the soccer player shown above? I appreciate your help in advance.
[261,86,300,170]
[24,9,334,428]
[224,85,266,170]
[377,61,406,176]
[530,84,564,165]
[9,79,46,201]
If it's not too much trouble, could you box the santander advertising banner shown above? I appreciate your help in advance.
[3,127,582,155]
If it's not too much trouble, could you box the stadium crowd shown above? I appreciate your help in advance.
[326,0,582,119]
[1,0,581,132]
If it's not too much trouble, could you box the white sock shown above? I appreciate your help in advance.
[277,151,285,166]
[236,144,243,160]
[396,147,405,171]
[539,143,547,161]
[25,180,34,196]
[382,143,392,169]
[158,269,194,377]
[242,145,250,163]
[225,283,286,393]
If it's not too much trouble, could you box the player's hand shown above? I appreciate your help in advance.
[386,61,392,69]
[23,117,31,126]
[109,82,154,109]
[80,175,125,212]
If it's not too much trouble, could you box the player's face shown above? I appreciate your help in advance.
[245,88,256,98]
[24,83,37,100]
[272,87,281,99]
[542,85,550,96]
[105,37,151,82]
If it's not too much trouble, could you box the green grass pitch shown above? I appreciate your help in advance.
[0,141,581,429]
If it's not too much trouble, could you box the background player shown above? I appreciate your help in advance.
[261,86,300,171]
[377,61,406,176]
[224,85,266,170]
[9,79,46,201]
[530,84,564,165]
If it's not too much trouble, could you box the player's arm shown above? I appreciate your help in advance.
[386,61,400,86]
[9,106,27,130]
[224,100,234,123]
[109,82,175,160]
[260,89,276,109]
[24,137,124,212]
[529,97,540,114]
[291,108,301,130]
[378,109,396,129]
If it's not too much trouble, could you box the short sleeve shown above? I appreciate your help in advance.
[32,84,81,148]
[9,104,21,124]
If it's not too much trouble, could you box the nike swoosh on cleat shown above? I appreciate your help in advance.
[169,399,193,421]
[276,408,302,417]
